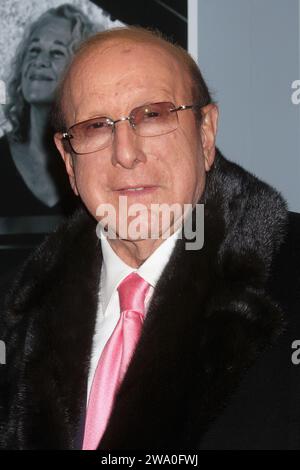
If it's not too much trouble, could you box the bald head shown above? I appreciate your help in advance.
[53,26,212,131]
[64,41,193,130]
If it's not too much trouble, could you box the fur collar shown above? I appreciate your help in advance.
[1,150,288,449]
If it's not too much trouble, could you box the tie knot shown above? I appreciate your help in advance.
[117,272,150,314]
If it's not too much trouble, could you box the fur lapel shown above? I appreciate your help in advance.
[2,150,288,449]
[2,210,101,449]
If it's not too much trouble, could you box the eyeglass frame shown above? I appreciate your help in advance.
[61,102,202,155]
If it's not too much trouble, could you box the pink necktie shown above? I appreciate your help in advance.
[82,272,150,450]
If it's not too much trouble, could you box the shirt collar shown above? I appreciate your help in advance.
[100,226,182,312]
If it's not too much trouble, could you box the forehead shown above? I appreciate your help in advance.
[29,17,72,43]
[64,41,192,124]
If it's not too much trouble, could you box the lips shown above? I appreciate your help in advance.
[29,73,54,81]
[114,185,158,196]
[121,187,146,191]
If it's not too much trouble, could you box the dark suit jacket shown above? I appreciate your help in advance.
[0,151,299,450]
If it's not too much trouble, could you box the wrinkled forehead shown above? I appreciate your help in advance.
[30,16,72,41]
[62,40,193,124]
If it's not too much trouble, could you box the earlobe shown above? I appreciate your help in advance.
[204,148,216,172]
[200,104,219,172]
[54,133,79,196]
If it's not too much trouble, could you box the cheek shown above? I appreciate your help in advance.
[73,159,110,214]
[21,66,29,94]
[153,131,205,204]
[171,157,205,205]
[53,57,70,77]
[21,58,30,77]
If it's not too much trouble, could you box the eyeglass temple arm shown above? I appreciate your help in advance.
[62,131,73,140]
[170,104,199,113]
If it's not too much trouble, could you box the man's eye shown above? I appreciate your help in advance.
[144,111,160,119]
[86,121,107,130]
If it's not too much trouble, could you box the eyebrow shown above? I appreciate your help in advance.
[75,112,112,124]
[80,99,175,121]
[53,40,67,46]
[80,103,150,122]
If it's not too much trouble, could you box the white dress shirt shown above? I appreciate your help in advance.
[87,227,182,401]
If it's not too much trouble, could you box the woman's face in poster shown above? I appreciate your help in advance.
[21,17,73,105]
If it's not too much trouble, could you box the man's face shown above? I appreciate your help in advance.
[55,41,218,239]
[22,17,72,105]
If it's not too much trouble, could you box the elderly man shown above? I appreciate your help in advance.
[0,27,299,450]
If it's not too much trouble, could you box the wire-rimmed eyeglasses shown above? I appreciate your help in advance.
[61,101,201,155]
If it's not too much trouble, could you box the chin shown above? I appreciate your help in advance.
[27,95,54,105]
[23,86,55,105]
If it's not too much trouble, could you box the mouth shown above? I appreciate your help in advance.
[29,73,54,81]
[114,185,158,196]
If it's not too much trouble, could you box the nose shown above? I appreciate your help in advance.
[35,50,51,68]
[111,120,147,169]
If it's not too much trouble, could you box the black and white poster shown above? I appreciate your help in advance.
[0,0,187,274]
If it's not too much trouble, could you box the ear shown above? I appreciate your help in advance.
[54,132,79,196]
[200,103,219,172]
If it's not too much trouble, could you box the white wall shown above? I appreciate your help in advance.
[189,0,300,212]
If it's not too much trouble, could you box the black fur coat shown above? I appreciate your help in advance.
[0,150,300,450]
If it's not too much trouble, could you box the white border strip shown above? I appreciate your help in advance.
[188,0,198,63]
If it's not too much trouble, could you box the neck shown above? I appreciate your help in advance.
[29,104,51,150]
[107,237,167,268]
